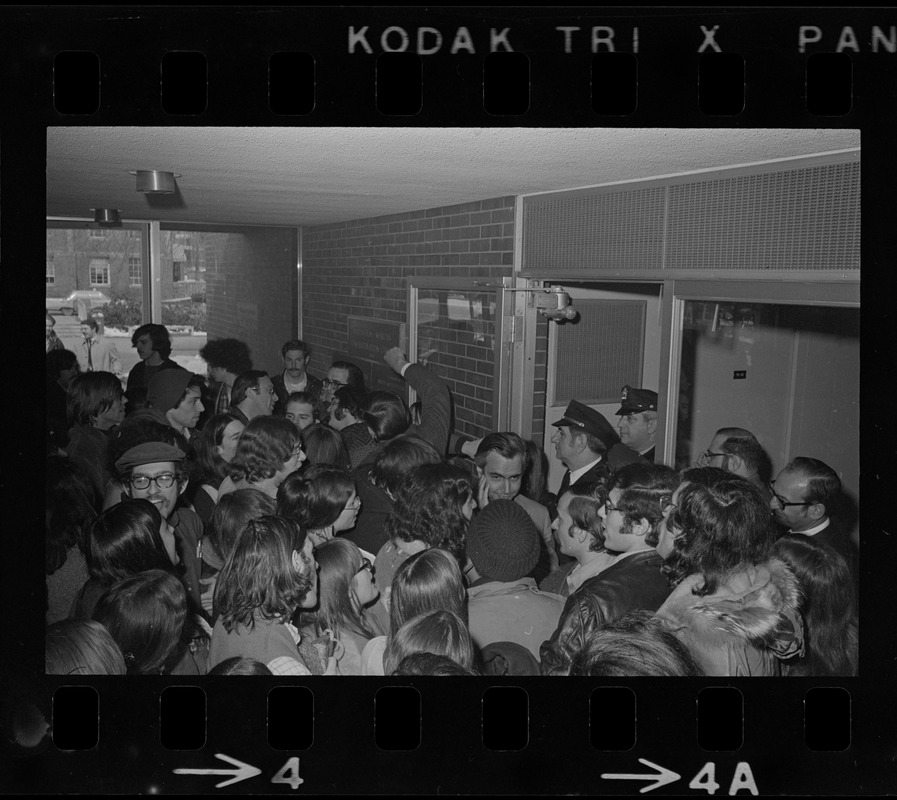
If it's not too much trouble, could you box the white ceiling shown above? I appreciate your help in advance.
[46,127,860,228]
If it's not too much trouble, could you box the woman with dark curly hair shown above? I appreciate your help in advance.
[276,465,360,548]
[219,416,305,499]
[210,515,337,675]
[187,412,245,527]
[654,477,803,676]
[372,462,476,605]
[773,535,857,677]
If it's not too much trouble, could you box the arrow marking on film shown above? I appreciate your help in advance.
[174,753,262,788]
[601,758,681,793]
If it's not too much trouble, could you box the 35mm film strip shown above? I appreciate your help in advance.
[3,5,894,796]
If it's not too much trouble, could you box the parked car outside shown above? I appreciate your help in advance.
[46,289,111,316]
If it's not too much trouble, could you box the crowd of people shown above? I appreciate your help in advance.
[45,321,858,677]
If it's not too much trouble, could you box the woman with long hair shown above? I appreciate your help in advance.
[384,609,477,675]
[361,547,469,675]
[301,423,352,470]
[93,569,194,675]
[187,412,245,527]
[71,498,174,619]
[45,619,126,676]
[210,515,337,676]
[66,371,128,498]
[297,538,386,675]
[201,489,276,618]
[221,416,305,499]
[654,477,803,676]
[773,535,858,676]
[373,462,476,603]
[46,455,101,624]
[276,466,361,548]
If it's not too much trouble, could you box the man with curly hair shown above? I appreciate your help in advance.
[199,338,253,415]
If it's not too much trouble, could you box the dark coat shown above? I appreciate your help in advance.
[272,372,323,416]
[540,550,671,676]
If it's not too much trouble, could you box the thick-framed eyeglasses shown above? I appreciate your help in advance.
[128,472,176,490]
[767,482,811,510]
[355,558,373,575]
[702,450,730,461]
[322,378,347,389]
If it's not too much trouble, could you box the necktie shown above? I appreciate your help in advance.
[87,339,94,371]
[558,470,571,496]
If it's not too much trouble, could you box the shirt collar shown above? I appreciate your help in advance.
[569,457,603,486]
[790,517,831,536]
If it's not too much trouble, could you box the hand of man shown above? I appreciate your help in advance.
[383,347,409,374]
[477,473,491,512]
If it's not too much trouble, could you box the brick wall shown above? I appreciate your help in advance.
[205,228,298,375]
[302,197,516,439]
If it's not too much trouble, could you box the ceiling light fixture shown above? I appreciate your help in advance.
[130,169,180,194]
[91,208,122,226]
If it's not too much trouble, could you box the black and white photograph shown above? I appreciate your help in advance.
[3,5,894,796]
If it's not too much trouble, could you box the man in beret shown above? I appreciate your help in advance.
[615,385,659,462]
[114,442,204,617]
[146,369,206,440]
[465,500,565,659]
[551,399,642,498]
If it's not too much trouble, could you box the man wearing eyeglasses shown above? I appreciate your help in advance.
[321,360,366,405]
[768,457,855,571]
[698,427,773,503]
[114,441,205,617]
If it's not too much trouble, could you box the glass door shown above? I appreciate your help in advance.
[408,277,512,438]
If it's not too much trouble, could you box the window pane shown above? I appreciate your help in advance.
[416,288,496,437]
[46,226,145,386]
[675,300,860,507]
[158,230,217,374]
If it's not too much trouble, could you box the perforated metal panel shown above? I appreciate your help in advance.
[523,160,860,273]
[524,187,667,272]
[667,162,860,270]
[553,300,645,405]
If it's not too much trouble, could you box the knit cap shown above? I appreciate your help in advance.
[466,499,540,583]
[147,368,192,414]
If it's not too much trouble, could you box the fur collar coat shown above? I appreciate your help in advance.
[655,557,804,677]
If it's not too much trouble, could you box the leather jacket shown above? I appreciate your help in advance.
[540,550,670,676]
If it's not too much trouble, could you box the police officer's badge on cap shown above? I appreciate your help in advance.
[615,386,658,416]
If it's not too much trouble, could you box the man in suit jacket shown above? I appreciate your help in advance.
[769,456,856,575]
[76,318,122,377]
[272,339,323,415]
